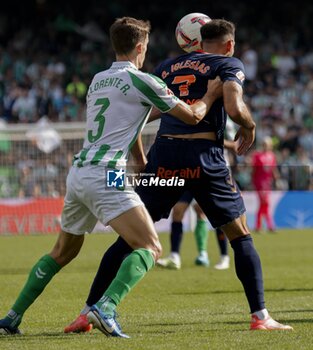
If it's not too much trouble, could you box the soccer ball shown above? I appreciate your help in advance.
[175,13,211,53]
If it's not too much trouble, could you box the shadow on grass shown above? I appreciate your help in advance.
[0,332,64,340]
[139,319,247,327]
[172,287,313,296]
[265,288,313,293]
[0,267,94,275]
[278,309,313,313]
[281,318,313,324]
[137,325,248,334]
[0,331,95,340]
[141,317,313,331]
[0,268,34,275]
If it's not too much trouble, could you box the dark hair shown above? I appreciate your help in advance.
[201,19,235,42]
[110,17,151,55]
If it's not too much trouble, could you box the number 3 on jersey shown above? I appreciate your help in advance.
[171,74,196,97]
[88,98,110,143]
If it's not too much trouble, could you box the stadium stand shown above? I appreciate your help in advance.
[0,0,313,197]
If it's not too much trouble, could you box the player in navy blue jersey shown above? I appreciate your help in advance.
[156,122,237,270]
[64,19,293,332]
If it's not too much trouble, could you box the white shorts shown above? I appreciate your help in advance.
[61,166,143,235]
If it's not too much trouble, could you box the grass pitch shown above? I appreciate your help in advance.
[0,229,312,350]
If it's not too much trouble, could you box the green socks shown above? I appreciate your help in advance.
[194,219,208,253]
[97,248,154,316]
[96,296,115,317]
[5,255,61,325]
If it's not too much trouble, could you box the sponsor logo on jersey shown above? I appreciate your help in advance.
[225,174,237,193]
[157,166,201,179]
[235,70,245,82]
[166,88,175,96]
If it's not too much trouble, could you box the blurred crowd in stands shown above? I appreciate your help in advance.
[0,0,313,196]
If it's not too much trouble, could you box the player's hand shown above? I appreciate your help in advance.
[234,125,255,155]
[206,77,223,100]
[224,140,239,154]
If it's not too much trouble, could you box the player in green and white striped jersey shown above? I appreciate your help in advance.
[0,17,223,338]
[73,62,181,169]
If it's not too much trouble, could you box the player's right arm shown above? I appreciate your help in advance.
[168,77,223,125]
[131,71,221,125]
[223,81,256,155]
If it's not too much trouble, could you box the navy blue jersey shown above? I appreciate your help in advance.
[155,51,245,143]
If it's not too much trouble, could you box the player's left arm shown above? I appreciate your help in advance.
[224,119,239,154]
[223,81,256,155]
[219,58,256,155]
[224,139,238,154]
[130,133,147,173]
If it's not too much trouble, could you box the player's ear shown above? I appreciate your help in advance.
[200,41,203,50]
[136,42,143,54]
[225,39,233,55]
[225,40,231,51]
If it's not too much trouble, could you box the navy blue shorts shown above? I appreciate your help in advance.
[136,137,245,228]
[178,191,194,204]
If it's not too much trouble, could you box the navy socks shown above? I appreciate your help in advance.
[171,221,183,253]
[230,235,265,313]
[215,228,228,256]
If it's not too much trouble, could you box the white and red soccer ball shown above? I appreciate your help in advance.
[175,13,211,52]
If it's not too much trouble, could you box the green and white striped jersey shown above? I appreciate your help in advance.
[73,61,179,168]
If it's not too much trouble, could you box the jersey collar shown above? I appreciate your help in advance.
[110,61,138,70]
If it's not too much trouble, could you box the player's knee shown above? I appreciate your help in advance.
[193,203,204,218]
[155,240,163,260]
[221,216,250,241]
[172,206,186,221]
[148,240,163,261]
[126,233,162,261]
